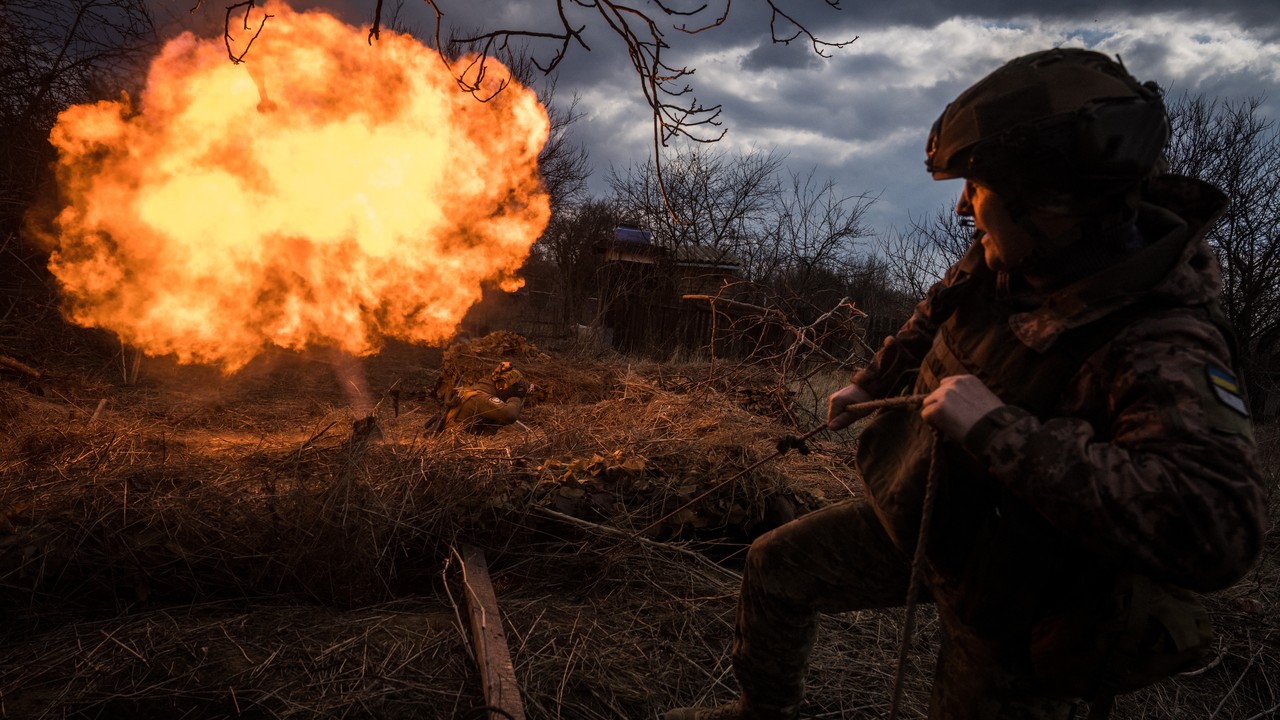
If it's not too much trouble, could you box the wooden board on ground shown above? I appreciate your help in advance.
[460,543,526,720]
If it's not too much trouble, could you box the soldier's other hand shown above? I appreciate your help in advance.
[828,383,873,431]
[921,375,1004,441]
[498,380,530,400]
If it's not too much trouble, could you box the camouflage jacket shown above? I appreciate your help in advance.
[443,379,525,433]
[852,175,1267,610]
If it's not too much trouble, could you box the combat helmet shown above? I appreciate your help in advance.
[490,362,527,398]
[926,48,1169,207]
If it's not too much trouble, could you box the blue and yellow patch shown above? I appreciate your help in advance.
[1207,366,1249,418]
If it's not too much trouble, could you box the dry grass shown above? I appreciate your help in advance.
[0,332,1276,720]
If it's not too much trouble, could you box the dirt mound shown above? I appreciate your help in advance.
[432,330,622,405]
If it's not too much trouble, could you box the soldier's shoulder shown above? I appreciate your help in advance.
[1108,304,1230,351]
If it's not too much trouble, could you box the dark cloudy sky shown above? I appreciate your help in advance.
[169,0,1280,236]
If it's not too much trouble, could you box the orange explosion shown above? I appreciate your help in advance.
[40,2,550,371]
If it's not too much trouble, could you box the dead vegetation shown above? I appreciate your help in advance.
[0,329,1276,720]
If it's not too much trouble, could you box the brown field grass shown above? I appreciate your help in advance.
[0,325,1276,720]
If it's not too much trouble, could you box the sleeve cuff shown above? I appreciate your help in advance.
[962,404,1030,459]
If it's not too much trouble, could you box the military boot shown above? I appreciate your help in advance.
[662,697,796,720]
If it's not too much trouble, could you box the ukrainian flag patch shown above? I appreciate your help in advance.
[1207,366,1249,417]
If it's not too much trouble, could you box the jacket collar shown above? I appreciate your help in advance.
[1004,175,1228,351]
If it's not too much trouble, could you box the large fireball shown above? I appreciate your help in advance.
[40,2,551,371]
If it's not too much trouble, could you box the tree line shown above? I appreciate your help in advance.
[538,92,1280,412]
[3,2,1277,411]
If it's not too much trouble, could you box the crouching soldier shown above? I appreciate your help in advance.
[432,362,532,434]
[665,48,1267,720]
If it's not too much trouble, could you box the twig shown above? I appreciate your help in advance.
[99,629,146,662]
[0,354,40,378]
[443,550,476,664]
[1179,640,1227,677]
[367,0,384,44]
[296,421,337,457]
[1242,701,1280,720]
[431,0,851,220]
[1210,634,1264,719]
[89,398,108,427]
[684,293,857,366]
[223,1,273,64]
[533,506,740,582]
[764,0,857,55]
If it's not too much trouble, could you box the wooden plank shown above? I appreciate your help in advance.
[460,544,526,720]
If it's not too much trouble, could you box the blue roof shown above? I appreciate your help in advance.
[615,226,652,244]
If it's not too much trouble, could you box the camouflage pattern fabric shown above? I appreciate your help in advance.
[736,501,1079,719]
[441,378,525,433]
[733,501,911,718]
[853,176,1266,593]
[728,175,1268,719]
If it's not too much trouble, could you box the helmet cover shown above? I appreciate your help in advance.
[926,48,1169,203]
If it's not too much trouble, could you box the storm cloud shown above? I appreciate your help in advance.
[180,1,1280,234]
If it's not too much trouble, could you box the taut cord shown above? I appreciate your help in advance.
[633,394,927,540]
[888,429,942,720]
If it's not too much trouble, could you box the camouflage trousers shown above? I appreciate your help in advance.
[733,499,1079,720]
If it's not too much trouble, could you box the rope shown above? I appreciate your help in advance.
[888,429,943,720]
[632,395,927,539]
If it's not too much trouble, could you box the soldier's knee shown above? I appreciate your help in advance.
[745,528,789,577]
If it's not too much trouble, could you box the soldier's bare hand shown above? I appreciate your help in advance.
[921,375,1004,441]
[828,383,873,431]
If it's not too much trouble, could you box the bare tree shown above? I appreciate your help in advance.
[537,197,620,324]
[2,1,156,127]
[608,144,890,366]
[1165,92,1280,404]
[536,87,592,214]
[1,0,157,266]
[879,201,971,299]
[608,146,880,304]
[751,169,876,298]
[608,145,784,260]
[454,45,591,218]
[844,253,915,345]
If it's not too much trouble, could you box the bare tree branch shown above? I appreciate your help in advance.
[222,1,272,64]
[880,202,971,299]
[366,0,384,44]
[3,0,158,250]
[194,1,853,220]
[764,0,857,56]
[414,1,852,217]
